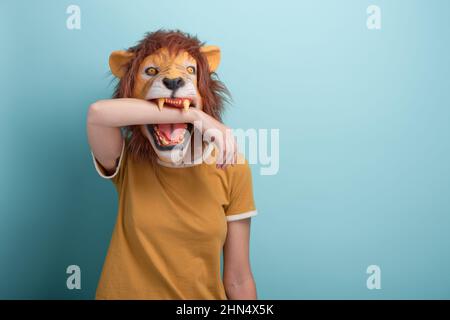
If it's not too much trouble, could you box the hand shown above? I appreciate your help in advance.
[191,108,238,169]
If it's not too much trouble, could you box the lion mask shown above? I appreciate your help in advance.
[109,30,228,164]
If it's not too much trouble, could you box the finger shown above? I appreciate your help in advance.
[225,141,235,166]
[221,136,227,168]
[216,145,226,169]
[223,130,234,167]
[232,137,238,166]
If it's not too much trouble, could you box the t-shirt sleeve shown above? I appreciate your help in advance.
[90,137,127,187]
[224,159,258,222]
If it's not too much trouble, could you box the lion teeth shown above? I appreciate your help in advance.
[157,98,165,111]
[183,99,190,111]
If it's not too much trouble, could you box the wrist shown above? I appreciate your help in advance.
[189,107,204,123]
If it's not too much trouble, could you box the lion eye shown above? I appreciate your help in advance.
[145,67,159,76]
[186,66,196,75]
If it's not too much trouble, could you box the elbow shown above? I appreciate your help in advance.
[223,275,257,300]
[224,274,252,289]
[224,268,256,291]
[87,101,103,126]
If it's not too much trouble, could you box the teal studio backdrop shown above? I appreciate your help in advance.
[1,0,449,299]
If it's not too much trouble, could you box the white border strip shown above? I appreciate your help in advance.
[226,210,258,222]
[91,139,125,179]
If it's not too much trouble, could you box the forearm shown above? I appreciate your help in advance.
[87,98,196,128]
[87,98,198,169]
[224,275,257,300]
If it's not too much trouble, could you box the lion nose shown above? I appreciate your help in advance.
[162,77,185,91]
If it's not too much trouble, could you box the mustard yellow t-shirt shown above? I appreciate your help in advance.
[91,137,257,299]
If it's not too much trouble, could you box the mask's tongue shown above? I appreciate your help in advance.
[157,123,187,142]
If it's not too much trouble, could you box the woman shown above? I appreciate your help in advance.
[87,30,258,299]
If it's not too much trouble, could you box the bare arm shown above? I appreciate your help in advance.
[87,98,197,173]
[87,98,238,174]
[223,219,257,299]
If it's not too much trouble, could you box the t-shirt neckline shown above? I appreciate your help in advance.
[156,143,215,168]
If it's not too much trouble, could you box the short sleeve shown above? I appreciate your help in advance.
[91,137,127,186]
[224,159,258,222]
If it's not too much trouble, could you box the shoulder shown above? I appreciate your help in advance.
[222,154,258,221]
[224,153,254,186]
[228,153,251,174]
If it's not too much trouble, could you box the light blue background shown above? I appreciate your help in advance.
[1,0,449,299]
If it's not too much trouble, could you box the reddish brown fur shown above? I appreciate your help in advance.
[112,30,230,163]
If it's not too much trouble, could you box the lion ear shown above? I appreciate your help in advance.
[109,50,135,78]
[200,46,221,72]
